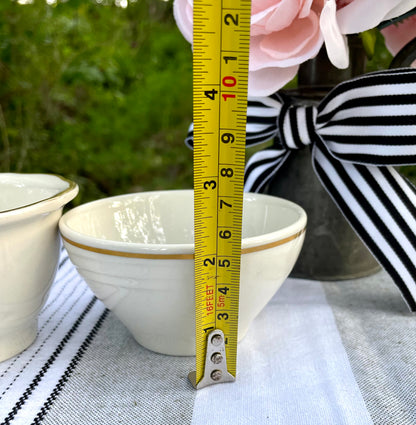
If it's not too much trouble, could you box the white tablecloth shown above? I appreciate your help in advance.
[1,248,415,424]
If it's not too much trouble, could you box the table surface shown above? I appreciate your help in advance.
[1,247,415,425]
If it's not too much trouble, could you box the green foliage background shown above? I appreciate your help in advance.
[0,0,193,205]
[0,0,414,206]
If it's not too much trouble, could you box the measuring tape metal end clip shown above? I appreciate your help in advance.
[188,329,235,389]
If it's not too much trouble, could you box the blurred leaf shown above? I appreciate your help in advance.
[365,30,393,72]
[360,29,378,59]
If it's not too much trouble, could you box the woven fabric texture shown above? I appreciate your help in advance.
[2,248,413,424]
[323,271,416,425]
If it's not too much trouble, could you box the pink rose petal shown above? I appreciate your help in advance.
[260,12,320,60]
[264,0,302,33]
[252,0,284,14]
[299,0,314,18]
[173,0,193,44]
[320,0,349,69]
[248,66,299,96]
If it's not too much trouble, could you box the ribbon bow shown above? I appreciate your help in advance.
[185,68,416,311]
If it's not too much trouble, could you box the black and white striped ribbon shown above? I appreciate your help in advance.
[186,68,416,311]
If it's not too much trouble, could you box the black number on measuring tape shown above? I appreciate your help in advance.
[203,257,215,266]
[204,89,218,100]
[221,168,234,178]
[221,133,234,144]
[203,180,217,190]
[217,313,229,320]
[223,56,236,64]
[220,199,232,209]
[218,286,230,295]
[224,13,239,26]
[219,259,230,267]
[219,230,231,239]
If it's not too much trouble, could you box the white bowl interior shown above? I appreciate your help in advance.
[0,174,71,212]
[62,190,304,246]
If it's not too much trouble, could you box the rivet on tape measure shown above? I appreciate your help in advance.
[188,0,251,389]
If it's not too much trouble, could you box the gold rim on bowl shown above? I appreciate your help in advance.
[0,174,78,214]
[61,227,306,260]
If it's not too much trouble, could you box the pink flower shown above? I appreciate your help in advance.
[322,0,416,71]
[174,0,326,96]
[174,0,416,96]
[381,15,416,59]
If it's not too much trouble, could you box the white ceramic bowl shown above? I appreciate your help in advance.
[59,190,306,356]
[0,173,78,362]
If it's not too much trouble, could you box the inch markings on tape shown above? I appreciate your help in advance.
[189,0,251,389]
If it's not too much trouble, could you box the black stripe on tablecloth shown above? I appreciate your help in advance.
[0,282,87,399]
[0,296,98,425]
[39,268,79,317]
[31,308,109,425]
[58,254,69,270]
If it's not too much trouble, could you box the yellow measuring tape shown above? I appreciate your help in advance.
[189,0,251,389]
